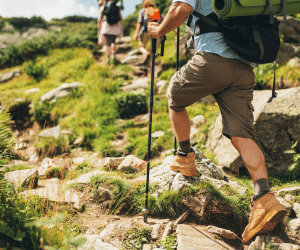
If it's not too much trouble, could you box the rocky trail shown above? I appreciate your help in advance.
[2,23,300,250]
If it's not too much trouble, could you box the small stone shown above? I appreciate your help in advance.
[161,222,172,241]
[175,211,189,225]
[206,225,239,240]
[152,131,164,138]
[192,115,205,126]
[293,203,300,218]
[151,224,161,240]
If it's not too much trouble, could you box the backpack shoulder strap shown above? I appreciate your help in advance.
[188,11,220,36]
[192,11,219,29]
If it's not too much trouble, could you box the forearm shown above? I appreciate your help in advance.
[135,23,141,35]
[156,2,193,37]
[97,19,102,35]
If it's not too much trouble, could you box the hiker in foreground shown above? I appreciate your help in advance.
[133,0,163,65]
[147,0,287,243]
[99,0,123,64]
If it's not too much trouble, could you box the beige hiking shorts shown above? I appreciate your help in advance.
[167,51,256,140]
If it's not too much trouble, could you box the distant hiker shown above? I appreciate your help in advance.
[133,0,163,65]
[147,0,287,243]
[99,0,123,64]
[97,0,106,47]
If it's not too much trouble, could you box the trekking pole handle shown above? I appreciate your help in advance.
[152,38,157,55]
[161,35,166,56]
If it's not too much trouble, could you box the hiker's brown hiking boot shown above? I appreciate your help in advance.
[242,192,287,243]
[169,149,197,177]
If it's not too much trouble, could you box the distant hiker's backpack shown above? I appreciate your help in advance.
[103,0,121,25]
[143,6,162,32]
[187,11,280,64]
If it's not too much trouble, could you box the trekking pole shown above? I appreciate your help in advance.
[173,26,180,156]
[143,38,158,223]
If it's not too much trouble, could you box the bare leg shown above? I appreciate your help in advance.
[169,108,191,142]
[106,45,111,57]
[231,136,268,182]
[111,43,116,55]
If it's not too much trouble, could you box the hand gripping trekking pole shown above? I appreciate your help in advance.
[173,27,180,156]
[143,37,165,223]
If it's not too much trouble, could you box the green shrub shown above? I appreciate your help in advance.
[63,15,96,23]
[72,162,94,177]
[35,137,71,158]
[124,224,151,250]
[32,101,53,127]
[0,17,5,31]
[0,45,23,68]
[7,16,47,31]
[23,60,49,82]
[0,22,97,69]
[114,93,148,119]
[0,172,40,249]
[284,141,300,180]
[30,15,48,29]
[123,11,140,36]
[90,175,131,213]
[157,234,177,250]
[0,109,14,160]
[254,63,279,90]
[7,17,32,30]
[18,36,52,59]
[45,167,67,180]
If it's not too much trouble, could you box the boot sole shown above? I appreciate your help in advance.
[170,166,197,177]
[243,205,287,243]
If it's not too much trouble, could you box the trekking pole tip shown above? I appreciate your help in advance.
[142,208,149,222]
[142,208,149,214]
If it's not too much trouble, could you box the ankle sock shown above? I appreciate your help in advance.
[178,139,191,154]
[253,178,270,200]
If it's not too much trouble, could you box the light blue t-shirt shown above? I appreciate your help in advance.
[172,0,249,63]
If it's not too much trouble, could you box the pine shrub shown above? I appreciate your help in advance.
[0,109,14,160]
[114,93,148,119]
[23,60,49,82]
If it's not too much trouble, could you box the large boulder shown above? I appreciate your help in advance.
[40,82,84,102]
[206,87,300,174]
[276,17,300,65]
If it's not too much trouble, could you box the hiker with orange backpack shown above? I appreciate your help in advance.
[133,0,163,65]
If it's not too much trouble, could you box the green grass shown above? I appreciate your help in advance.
[2,17,300,249]
[3,164,33,173]
[157,233,177,250]
[124,224,151,250]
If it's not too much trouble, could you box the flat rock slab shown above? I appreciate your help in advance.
[176,224,234,250]
[22,178,82,209]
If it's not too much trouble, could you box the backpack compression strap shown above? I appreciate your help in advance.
[189,11,266,60]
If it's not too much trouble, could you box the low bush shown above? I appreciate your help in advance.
[254,63,279,90]
[114,93,148,119]
[0,109,14,160]
[286,141,300,179]
[23,60,49,82]
[124,224,151,250]
[45,167,67,180]
[35,137,71,158]
[7,16,48,31]
[0,172,41,249]
[63,15,96,23]
[0,22,97,69]
[157,234,177,250]
[32,101,53,127]
[0,17,5,31]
